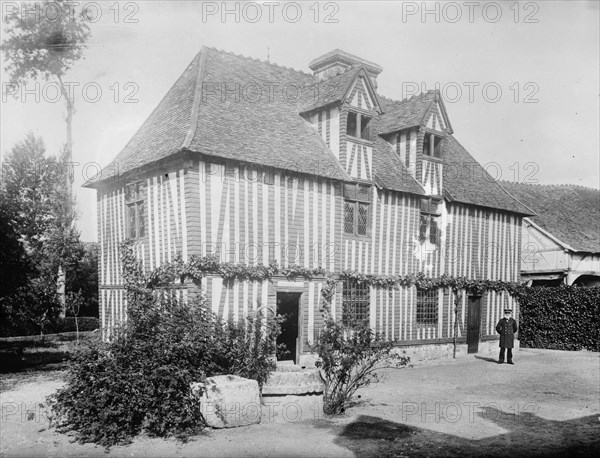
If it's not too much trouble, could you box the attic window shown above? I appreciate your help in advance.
[346,111,371,141]
[423,133,443,158]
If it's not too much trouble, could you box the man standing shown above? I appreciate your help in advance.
[496,308,518,364]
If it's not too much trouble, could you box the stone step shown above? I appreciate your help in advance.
[262,369,325,395]
[275,361,305,372]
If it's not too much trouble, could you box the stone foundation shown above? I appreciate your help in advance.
[294,339,520,367]
[391,339,520,362]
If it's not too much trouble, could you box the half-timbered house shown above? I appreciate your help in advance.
[85,48,533,363]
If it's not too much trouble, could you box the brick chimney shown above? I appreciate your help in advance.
[308,49,383,87]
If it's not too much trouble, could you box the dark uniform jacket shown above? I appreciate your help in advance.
[495,317,518,348]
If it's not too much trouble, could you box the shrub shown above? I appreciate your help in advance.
[518,286,600,351]
[315,317,410,415]
[48,289,281,446]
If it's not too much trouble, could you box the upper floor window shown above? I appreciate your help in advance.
[346,111,372,141]
[342,279,370,328]
[343,183,372,236]
[419,198,441,245]
[423,132,443,158]
[126,182,145,239]
[416,288,438,325]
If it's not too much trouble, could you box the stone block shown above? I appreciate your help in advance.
[261,394,324,424]
[191,375,261,428]
[262,369,324,395]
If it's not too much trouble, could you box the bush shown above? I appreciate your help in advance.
[315,317,410,415]
[48,289,281,446]
[518,286,600,351]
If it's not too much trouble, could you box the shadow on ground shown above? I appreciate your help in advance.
[474,355,499,363]
[334,410,600,457]
[0,348,71,373]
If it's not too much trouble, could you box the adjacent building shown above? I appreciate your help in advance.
[501,182,600,286]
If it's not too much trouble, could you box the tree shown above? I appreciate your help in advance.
[3,0,92,314]
[0,133,97,335]
[2,0,91,182]
[2,279,63,336]
[2,133,69,256]
[66,242,99,317]
[0,193,32,314]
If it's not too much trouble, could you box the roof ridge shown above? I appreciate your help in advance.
[500,180,600,192]
[87,52,201,182]
[183,48,207,149]
[203,45,311,76]
[380,90,438,105]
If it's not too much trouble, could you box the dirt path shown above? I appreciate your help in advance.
[1,348,598,457]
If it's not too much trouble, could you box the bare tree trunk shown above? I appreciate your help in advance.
[75,314,80,344]
[56,75,75,319]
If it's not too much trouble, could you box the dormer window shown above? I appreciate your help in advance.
[423,132,443,158]
[346,111,371,141]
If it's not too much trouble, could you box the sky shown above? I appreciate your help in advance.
[1,0,599,242]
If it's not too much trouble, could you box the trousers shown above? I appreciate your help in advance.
[499,347,513,362]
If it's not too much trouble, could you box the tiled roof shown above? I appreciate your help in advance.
[299,67,363,113]
[442,136,534,216]
[85,46,533,218]
[499,182,600,252]
[185,48,350,182]
[92,52,200,181]
[378,92,438,134]
[372,136,425,195]
[88,47,351,186]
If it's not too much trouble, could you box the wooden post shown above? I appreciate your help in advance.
[452,290,460,358]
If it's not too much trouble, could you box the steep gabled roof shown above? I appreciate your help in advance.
[87,47,352,187]
[372,136,425,195]
[300,66,382,114]
[442,136,534,216]
[299,67,362,113]
[499,182,600,252]
[379,91,454,134]
[90,52,200,183]
[85,46,535,219]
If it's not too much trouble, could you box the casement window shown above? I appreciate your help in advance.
[419,198,441,245]
[125,182,145,239]
[346,111,372,141]
[416,288,438,325]
[422,132,443,158]
[343,183,372,236]
[342,279,370,327]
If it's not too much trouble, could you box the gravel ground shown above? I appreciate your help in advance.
[0,348,598,457]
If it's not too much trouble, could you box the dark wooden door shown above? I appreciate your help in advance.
[466,296,481,353]
[276,292,301,363]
